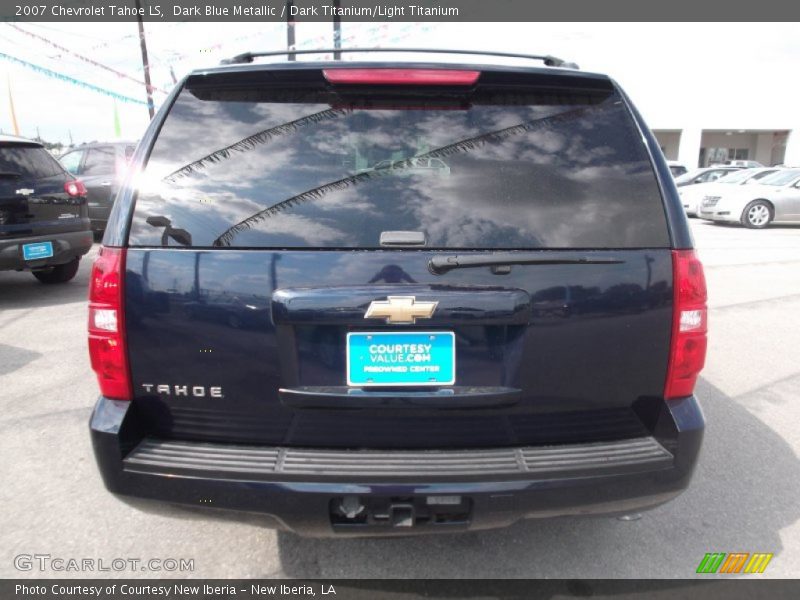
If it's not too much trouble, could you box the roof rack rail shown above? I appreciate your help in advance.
[219,47,579,69]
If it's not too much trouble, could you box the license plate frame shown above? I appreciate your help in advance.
[346,331,456,387]
[22,241,54,261]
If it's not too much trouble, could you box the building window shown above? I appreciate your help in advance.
[705,148,728,165]
[702,147,749,166]
[728,148,749,161]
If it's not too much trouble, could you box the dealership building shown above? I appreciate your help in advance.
[653,128,793,169]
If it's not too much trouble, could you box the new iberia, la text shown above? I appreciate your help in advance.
[16,583,338,596]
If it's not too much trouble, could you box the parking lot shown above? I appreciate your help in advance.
[1,219,799,579]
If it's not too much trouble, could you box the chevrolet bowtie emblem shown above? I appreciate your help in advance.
[364,296,438,324]
[15,188,34,196]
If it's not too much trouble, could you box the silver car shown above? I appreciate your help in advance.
[699,168,800,228]
[674,166,742,188]
[680,167,781,217]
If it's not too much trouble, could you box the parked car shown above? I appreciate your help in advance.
[699,168,800,228]
[667,160,688,177]
[373,157,451,176]
[724,160,764,168]
[680,167,781,217]
[674,166,742,187]
[0,135,93,283]
[59,141,136,235]
[89,50,706,536]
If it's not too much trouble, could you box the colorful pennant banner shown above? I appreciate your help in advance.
[9,24,168,94]
[0,52,148,105]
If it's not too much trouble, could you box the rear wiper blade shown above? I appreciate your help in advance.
[212,106,591,247]
[428,252,624,275]
[0,171,21,179]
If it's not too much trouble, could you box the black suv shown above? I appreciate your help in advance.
[89,50,707,536]
[0,135,93,283]
[59,141,137,235]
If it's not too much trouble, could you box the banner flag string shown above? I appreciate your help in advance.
[8,24,168,94]
[0,52,148,106]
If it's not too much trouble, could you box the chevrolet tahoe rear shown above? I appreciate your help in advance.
[89,51,706,536]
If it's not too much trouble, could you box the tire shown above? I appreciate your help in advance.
[32,258,80,284]
[741,200,773,229]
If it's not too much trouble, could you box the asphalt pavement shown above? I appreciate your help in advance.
[1,219,799,578]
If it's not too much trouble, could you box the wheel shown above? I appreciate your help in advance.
[32,258,80,284]
[741,200,773,229]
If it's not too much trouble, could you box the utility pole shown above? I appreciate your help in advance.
[135,0,155,119]
[286,1,296,61]
[333,0,341,60]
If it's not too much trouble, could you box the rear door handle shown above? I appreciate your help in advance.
[100,181,112,187]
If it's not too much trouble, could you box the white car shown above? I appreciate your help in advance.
[680,168,781,217]
[725,160,764,168]
[698,168,800,228]
[674,166,742,188]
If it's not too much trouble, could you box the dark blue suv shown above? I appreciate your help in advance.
[89,50,706,536]
[1,135,92,283]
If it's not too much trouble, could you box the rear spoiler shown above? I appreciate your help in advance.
[220,47,580,69]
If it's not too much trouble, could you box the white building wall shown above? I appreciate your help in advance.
[678,129,703,169]
[653,131,681,160]
[754,133,774,166]
[785,131,800,166]
[669,130,792,168]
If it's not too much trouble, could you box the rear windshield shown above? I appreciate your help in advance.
[129,75,669,249]
[0,144,65,181]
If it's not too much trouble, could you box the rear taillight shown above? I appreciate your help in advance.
[65,179,87,197]
[88,247,131,400]
[322,68,480,86]
[665,249,708,399]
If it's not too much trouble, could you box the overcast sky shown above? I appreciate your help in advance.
[2,22,799,144]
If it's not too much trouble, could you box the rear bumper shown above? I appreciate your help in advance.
[90,396,704,537]
[0,229,93,271]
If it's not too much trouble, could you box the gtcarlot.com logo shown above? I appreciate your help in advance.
[14,553,194,573]
[696,552,773,574]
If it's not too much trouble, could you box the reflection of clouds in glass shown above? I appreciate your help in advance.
[235,213,348,247]
[130,89,666,249]
[169,145,299,191]
[165,108,351,183]
[146,101,337,180]
[397,131,656,248]
[133,187,264,246]
[398,170,542,247]
[312,186,375,213]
